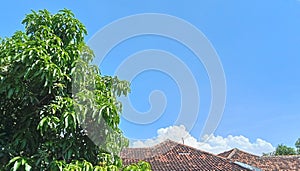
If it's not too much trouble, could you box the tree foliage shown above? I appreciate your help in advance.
[274,144,296,156]
[295,138,300,155]
[0,9,151,171]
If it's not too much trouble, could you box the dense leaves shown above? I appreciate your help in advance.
[295,138,300,154]
[274,144,296,156]
[0,9,150,170]
[264,142,299,156]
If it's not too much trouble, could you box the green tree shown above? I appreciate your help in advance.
[0,9,151,170]
[295,138,300,155]
[274,144,296,156]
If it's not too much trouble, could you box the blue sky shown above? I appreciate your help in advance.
[1,0,300,152]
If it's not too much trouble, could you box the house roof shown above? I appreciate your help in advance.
[218,148,300,171]
[120,140,250,171]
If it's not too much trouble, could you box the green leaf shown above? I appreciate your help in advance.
[7,88,13,98]
[12,160,21,171]
[0,8,135,171]
[25,163,32,171]
[37,117,48,131]
[8,156,21,166]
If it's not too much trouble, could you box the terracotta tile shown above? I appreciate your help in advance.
[121,140,250,171]
[219,148,300,171]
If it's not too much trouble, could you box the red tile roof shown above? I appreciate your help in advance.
[218,148,300,171]
[120,140,250,171]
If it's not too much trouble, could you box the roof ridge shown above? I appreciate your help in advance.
[125,139,176,150]
[236,148,261,157]
[125,139,232,158]
[227,148,238,159]
[162,140,242,163]
[218,148,260,159]
[143,140,243,165]
[232,148,260,157]
[164,139,230,157]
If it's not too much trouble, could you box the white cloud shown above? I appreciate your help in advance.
[130,125,275,156]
